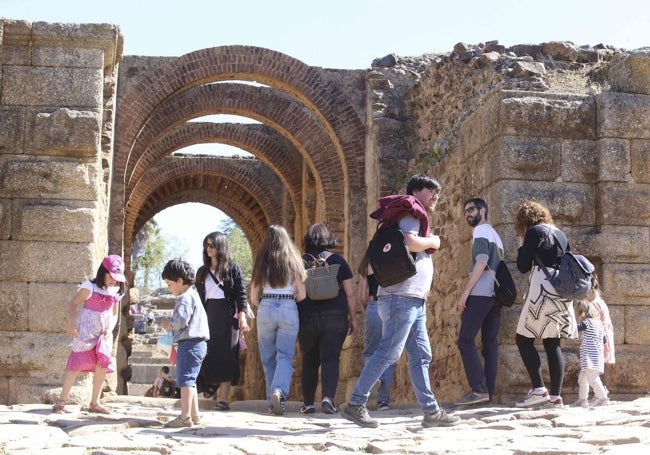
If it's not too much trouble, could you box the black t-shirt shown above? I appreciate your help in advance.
[301,250,353,314]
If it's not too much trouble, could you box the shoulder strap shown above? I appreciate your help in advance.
[533,225,555,280]
[207,268,225,291]
[486,225,504,261]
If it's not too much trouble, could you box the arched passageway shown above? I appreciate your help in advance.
[113,46,367,263]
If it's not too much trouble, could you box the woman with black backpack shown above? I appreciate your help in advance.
[514,201,578,409]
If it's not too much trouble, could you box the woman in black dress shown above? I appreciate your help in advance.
[195,231,250,410]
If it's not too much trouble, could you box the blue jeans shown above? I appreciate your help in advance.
[456,295,501,397]
[175,339,207,388]
[298,309,349,405]
[363,300,397,404]
[350,294,439,413]
[257,298,299,405]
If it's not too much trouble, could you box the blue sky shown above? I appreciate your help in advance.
[3,0,648,272]
[3,0,648,69]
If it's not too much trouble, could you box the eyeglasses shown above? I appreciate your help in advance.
[205,243,216,249]
[463,206,477,215]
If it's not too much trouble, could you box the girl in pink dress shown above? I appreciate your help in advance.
[53,255,126,414]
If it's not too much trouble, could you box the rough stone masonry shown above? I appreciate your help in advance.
[0,18,648,408]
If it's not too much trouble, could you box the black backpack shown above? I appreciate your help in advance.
[535,229,594,300]
[368,221,417,288]
[489,259,517,307]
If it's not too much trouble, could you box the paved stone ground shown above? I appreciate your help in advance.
[1,396,649,454]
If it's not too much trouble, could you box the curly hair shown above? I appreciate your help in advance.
[514,200,553,237]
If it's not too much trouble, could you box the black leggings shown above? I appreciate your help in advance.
[515,334,564,397]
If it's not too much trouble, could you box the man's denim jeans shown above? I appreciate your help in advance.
[363,300,397,404]
[350,294,440,413]
[257,298,299,405]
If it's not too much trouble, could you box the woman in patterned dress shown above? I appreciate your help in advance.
[52,255,126,414]
[513,201,578,408]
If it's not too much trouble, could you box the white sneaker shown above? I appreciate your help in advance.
[593,398,610,406]
[516,389,549,407]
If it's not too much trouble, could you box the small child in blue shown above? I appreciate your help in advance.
[572,300,609,407]
[160,259,210,427]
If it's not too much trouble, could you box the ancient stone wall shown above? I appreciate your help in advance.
[0,20,123,404]
[369,42,650,402]
[1,18,648,407]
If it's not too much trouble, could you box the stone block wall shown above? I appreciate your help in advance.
[1,20,648,408]
[368,45,650,403]
[0,20,123,404]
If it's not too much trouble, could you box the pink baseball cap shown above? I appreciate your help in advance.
[102,255,126,282]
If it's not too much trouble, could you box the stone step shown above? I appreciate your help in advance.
[129,356,169,364]
[130,363,177,384]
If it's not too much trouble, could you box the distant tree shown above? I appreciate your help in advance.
[219,222,252,280]
[131,220,168,293]
[217,218,237,235]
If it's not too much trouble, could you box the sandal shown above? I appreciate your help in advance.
[88,402,111,414]
[52,399,66,413]
[202,385,217,398]
[214,401,230,411]
[166,415,192,428]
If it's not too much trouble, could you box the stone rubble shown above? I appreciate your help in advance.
[1,396,648,454]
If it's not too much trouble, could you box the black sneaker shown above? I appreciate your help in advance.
[342,403,378,428]
[300,404,315,414]
[271,390,285,416]
[321,397,337,414]
[454,391,490,406]
[422,408,461,428]
[376,400,390,411]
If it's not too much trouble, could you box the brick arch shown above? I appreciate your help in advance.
[126,177,273,263]
[124,83,339,203]
[132,189,266,261]
[115,46,364,184]
[113,46,366,258]
[127,122,302,211]
[128,155,282,230]
[126,156,283,258]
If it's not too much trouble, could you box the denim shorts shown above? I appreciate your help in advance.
[175,339,207,388]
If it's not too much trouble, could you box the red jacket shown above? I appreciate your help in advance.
[369,195,436,254]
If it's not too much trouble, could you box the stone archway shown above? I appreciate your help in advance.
[112,46,368,401]
[114,46,367,262]
[127,155,285,259]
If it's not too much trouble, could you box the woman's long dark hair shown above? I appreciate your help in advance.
[200,231,232,284]
[251,225,306,288]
